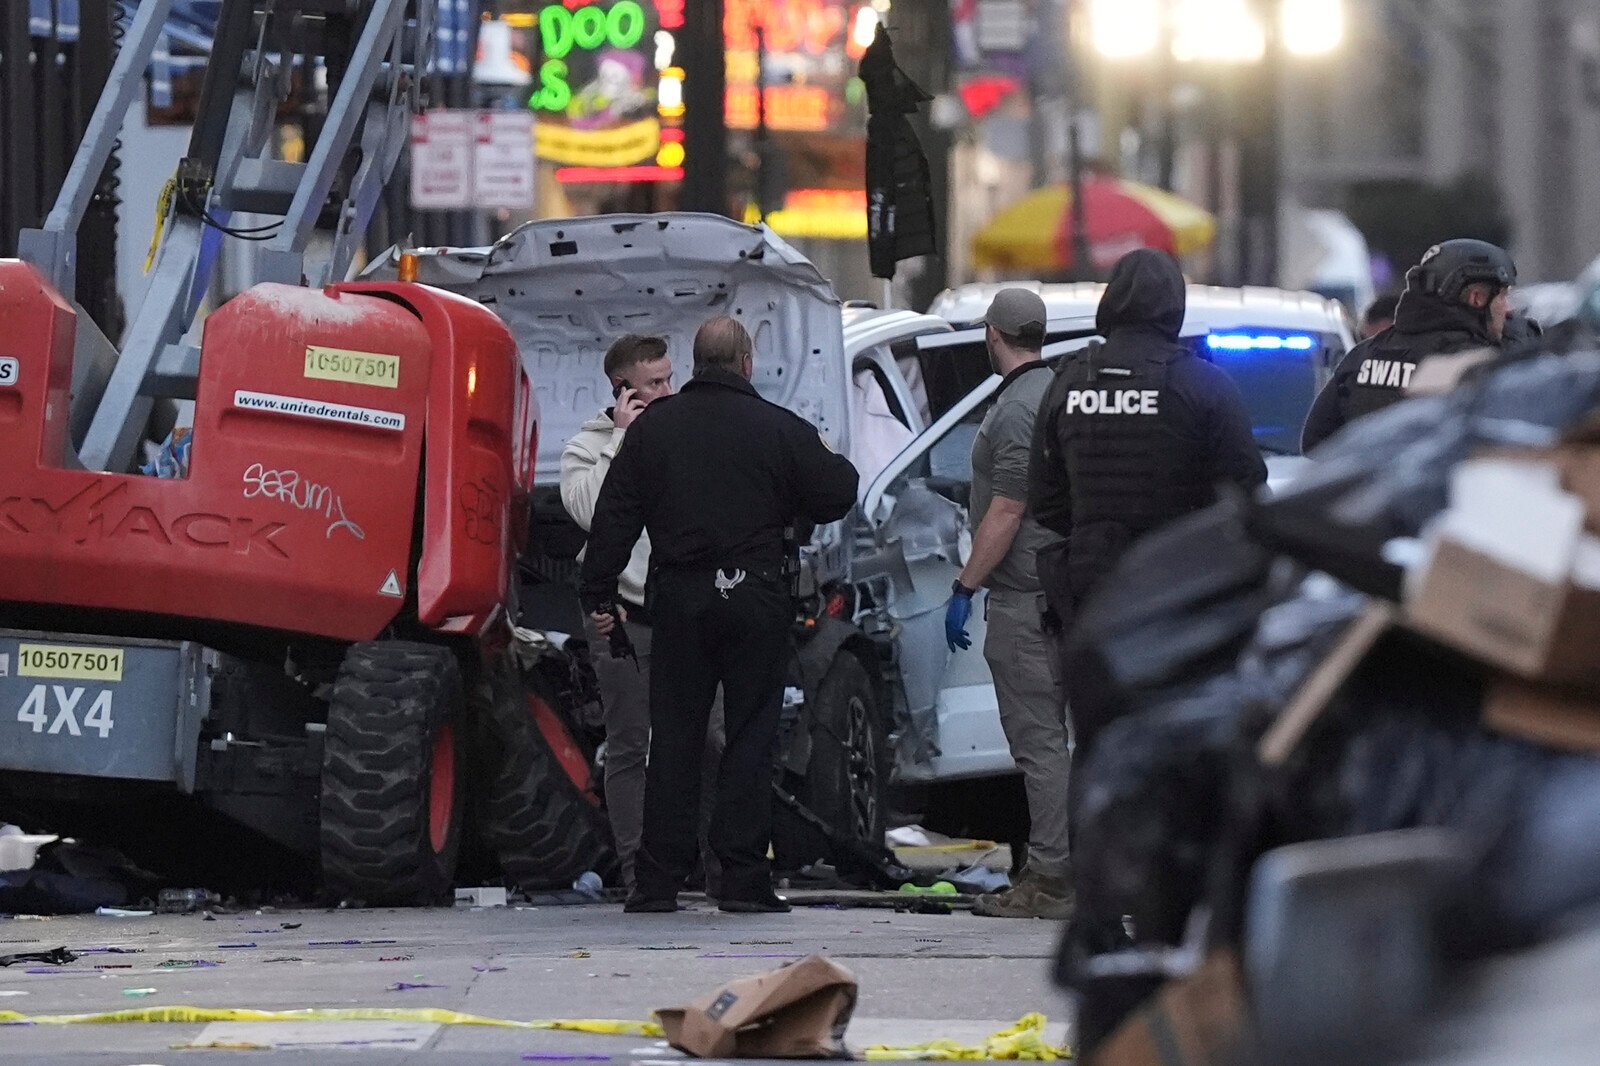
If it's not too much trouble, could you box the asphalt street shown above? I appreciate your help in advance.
[0,895,1070,1064]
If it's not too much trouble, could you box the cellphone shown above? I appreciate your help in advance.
[612,381,626,400]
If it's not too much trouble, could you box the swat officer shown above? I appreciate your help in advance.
[1029,248,1266,627]
[1302,239,1518,451]
[580,315,858,915]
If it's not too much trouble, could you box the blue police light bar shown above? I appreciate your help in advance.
[1206,332,1318,352]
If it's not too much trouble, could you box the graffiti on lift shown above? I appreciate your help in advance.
[242,463,366,542]
[459,477,501,546]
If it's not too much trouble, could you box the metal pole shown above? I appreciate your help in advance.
[755,25,768,220]
[681,0,728,215]
[1155,3,1176,190]
[1063,1,1093,279]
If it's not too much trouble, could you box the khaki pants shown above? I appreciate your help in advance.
[982,586,1074,880]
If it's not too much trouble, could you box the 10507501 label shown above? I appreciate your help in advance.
[303,346,400,388]
[16,644,125,682]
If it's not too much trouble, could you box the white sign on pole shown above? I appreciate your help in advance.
[473,111,537,210]
[410,111,474,210]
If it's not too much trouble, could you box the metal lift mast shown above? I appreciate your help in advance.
[16,0,436,474]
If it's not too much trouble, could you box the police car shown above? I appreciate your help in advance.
[371,216,1355,870]
[928,281,1358,490]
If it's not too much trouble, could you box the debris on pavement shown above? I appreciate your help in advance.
[885,826,1000,853]
[523,1054,612,1061]
[0,947,76,968]
[657,954,857,1059]
[157,888,221,914]
[121,988,157,996]
[388,982,446,991]
[0,825,59,873]
[455,886,509,908]
[94,908,153,918]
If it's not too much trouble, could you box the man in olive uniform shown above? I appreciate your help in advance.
[945,288,1075,920]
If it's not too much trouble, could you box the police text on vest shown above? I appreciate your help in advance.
[1355,359,1417,389]
[1064,389,1161,415]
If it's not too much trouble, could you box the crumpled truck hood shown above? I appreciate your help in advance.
[366,213,849,487]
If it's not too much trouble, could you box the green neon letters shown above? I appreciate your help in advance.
[540,0,646,60]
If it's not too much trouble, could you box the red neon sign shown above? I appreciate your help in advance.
[656,0,685,29]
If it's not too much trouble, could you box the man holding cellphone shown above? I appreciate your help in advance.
[561,334,677,892]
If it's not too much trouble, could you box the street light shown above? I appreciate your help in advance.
[1281,0,1344,57]
[1087,0,1160,59]
[1171,0,1264,64]
[1088,0,1342,63]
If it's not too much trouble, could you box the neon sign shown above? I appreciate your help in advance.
[530,0,651,114]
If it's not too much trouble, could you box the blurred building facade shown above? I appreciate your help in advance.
[1281,0,1600,283]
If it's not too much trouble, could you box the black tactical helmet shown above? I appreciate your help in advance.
[1406,239,1518,305]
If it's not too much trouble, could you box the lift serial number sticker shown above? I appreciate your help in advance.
[303,346,399,389]
[16,644,125,682]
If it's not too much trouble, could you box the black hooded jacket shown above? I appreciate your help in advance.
[1301,288,1498,451]
[1028,249,1266,611]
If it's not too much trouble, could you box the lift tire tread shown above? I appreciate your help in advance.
[321,640,464,905]
[474,656,620,891]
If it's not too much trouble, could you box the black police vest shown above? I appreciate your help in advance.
[1049,347,1214,596]
[1342,328,1481,423]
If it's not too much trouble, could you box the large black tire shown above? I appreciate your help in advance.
[774,652,889,873]
[474,655,620,891]
[320,641,465,905]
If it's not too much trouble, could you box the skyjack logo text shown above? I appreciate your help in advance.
[233,390,406,432]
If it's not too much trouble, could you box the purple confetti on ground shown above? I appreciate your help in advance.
[217,943,256,949]
[24,968,99,974]
[388,981,445,991]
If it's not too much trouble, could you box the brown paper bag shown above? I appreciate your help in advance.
[656,954,858,1059]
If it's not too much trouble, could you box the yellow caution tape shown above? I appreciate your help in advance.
[0,1005,661,1036]
[863,1013,1071,1061]
[143,175,177,273]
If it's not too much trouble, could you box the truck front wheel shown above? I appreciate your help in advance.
[320,641,465,905]
[774,652,888,872]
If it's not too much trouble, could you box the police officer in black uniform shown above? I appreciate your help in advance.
[580,315,858,914]
[1029,248,1266,624]
[1301,239,1518,451]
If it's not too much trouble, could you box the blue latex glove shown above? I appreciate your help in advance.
[945,590,973,652]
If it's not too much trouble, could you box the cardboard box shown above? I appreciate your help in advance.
[1405,454,1600,693]
[656,954,857,1059]
[1483,677,1600,753]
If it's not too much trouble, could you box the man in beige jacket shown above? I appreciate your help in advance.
[561,334,676,892]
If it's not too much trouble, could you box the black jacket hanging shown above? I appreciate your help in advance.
[860,24,936,280]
